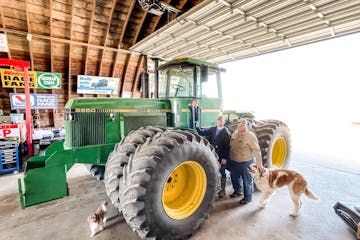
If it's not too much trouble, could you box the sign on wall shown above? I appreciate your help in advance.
[10,93,58,110]
[0,69,61,89]
[0,34,9,52]
[36,72,61,89]
[0,124,19,139]
[77,75,120,95]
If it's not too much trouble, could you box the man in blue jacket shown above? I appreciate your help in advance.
[197,115,231,198]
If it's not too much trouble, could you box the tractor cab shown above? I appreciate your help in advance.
[156,58,224,128]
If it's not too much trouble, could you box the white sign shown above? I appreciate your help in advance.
[0,124,19,139]
[10,93,58,109]
[0,33,9,52]
[122,91,132,98]
[77,75,120,95]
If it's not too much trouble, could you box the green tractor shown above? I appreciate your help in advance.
[18,58,291,239]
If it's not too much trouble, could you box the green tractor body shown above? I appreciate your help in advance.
[18,57,291,239]
[18,58,224,208]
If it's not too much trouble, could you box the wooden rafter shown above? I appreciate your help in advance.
[111,0,136,97]
[0,4,15,96]
[119,53,130,97]
[133,11,148,45]
[98,0,117,77]
[147,0,172,35]
[0,5,11,59]
[119,1,136,50]
[68,0,76,99]
[169,0,188,22]
[149,0,188,35]
[50,0,54,73]
[0,27,130,54]
[131,55,145,96]
[83,0,97,76]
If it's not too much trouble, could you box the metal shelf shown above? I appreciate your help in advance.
[0,141,19,174]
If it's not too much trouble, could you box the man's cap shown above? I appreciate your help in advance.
[237,118,248,124]
[217,115,225,121]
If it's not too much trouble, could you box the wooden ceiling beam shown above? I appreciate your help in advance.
[119,1,136,49]
[83,0,97,77]
[119,53,130,97]
[148,0,173,35]
[68,0,76,99]
[0,27,131,54]
[50,0,54,73]
[131,54,145,97]
[133,12,148,45]
[98,0,117,77]
[0,4,16,95]
[0,5,11,59]
[170,0,188,21]
[112,0,136,97]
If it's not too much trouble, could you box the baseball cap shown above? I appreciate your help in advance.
[217,116,225,121]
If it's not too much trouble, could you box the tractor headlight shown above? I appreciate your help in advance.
[64,109,76,121]
[109,112,115,121]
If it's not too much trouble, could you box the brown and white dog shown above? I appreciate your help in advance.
[87,201,108,237]
[249,166,318,217]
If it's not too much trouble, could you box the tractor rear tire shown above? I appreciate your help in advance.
[120,130,219,240]
[104,127,165,208]
[253,120,291,168]
[86,164,105,181]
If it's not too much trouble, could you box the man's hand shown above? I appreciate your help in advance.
[221,159,227,165]
[256,163,265,175]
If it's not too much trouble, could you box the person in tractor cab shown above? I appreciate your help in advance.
[197,115,231,198]
[229,119,264,204]
[188,99,200,129]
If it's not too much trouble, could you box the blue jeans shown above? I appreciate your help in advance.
[229,159,255,200]
[220,163,226,179]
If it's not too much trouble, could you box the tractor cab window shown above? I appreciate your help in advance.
[201,68,219,98]
[159,66,194,98]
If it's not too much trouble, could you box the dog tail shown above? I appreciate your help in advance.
[305,188,319,200]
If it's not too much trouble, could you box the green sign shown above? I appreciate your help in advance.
[36,72,61,89]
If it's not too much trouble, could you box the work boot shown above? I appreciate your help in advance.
[218,177,227,198]
[230,192,242,198]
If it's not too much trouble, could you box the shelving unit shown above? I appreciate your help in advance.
[0,141,19,174]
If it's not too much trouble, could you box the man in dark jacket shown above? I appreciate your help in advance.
[197,115,231,198]
[188,99,200,129]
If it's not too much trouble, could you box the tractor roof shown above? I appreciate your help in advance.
[160,58,225,71]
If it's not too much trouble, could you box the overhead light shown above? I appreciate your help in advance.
[309,4,316,10]
[317,12,324,18]
[138,0,181,16]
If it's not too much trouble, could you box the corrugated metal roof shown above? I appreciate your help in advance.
[130,0,360,63]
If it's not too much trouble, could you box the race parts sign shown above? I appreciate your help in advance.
[10,93,58,110]
[1,69,61,89]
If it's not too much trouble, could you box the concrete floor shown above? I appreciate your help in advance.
[0,147,359,240]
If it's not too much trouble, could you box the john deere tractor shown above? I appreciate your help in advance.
[18,58,291,239]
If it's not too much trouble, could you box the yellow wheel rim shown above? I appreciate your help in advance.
[162,161,207,220]
[271,137,287,168]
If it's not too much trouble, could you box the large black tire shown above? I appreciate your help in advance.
[104,126,165,208]
[120,130,219,240]
[85,164,105,181]
[253,120,291,168]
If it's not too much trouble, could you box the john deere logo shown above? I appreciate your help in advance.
[37,72,61,89]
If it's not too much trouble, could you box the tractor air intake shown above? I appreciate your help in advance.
[64,110,106,148]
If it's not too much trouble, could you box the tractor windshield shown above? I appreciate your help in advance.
[159,66,194,98]
[158,64,221,99]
